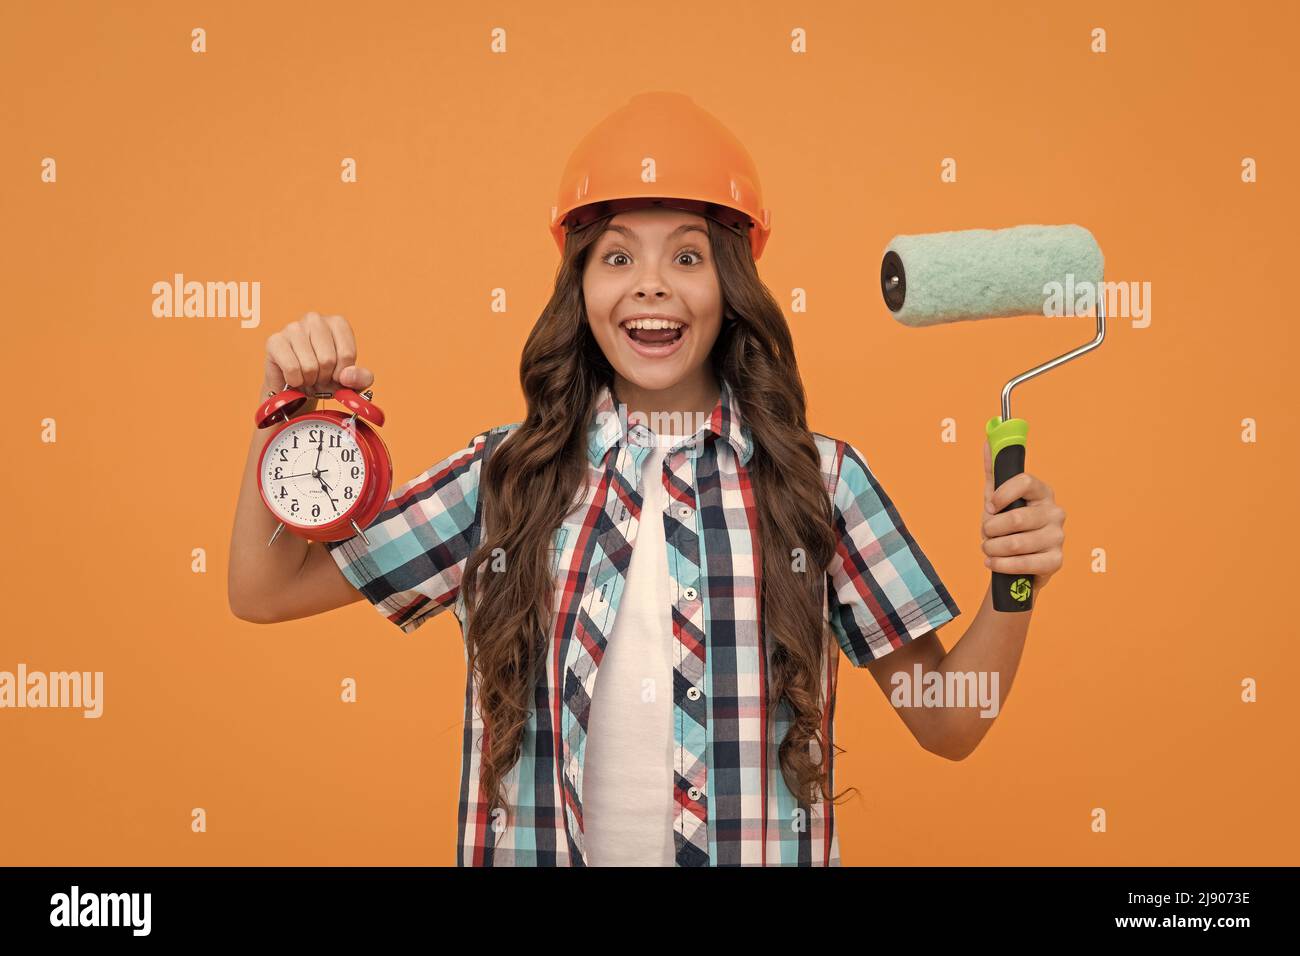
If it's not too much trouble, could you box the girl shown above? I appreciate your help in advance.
[228,91,1067,867]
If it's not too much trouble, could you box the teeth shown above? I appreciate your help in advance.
[623,317,684,331]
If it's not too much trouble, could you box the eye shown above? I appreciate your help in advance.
[599,246,707,267]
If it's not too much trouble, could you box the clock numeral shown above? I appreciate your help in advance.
[278,448,288,462]
[277,487,287,498]
[350,466,361,480]
[328,433,342,448]
[292,434,299,449]
[311,504,321,518]
[344,486,353,500]
[273,466,284,479]
[290,499,299,514]
[341,449,356,463]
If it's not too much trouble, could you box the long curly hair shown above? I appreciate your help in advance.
[459,207,858,833]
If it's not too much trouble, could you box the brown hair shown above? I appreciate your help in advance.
[459,209,859,832]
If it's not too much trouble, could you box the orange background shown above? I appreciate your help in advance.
[2,0,1295,865]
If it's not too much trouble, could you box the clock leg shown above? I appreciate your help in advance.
[351,519,371,547]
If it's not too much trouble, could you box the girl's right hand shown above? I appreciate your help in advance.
[263,312,375,396]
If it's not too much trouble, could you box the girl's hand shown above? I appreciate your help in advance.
[263,312,375,396]
[980,440,1066,593]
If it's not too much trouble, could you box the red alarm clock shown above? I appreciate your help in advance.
[254,385,393,546]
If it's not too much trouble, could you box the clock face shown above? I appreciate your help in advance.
[261,419,367,527]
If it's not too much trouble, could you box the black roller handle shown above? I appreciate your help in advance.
[990,439,1034,612]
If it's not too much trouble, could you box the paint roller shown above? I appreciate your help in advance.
[879,224,1105,613]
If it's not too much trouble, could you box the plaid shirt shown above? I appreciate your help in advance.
[326,377,960,865]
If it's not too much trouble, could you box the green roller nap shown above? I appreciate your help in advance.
[881,224,1104,328]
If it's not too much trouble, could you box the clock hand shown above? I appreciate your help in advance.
[317,477,340,514]
[273,470,331,480]
[314,431,324,472]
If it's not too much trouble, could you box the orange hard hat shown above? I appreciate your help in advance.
[550,91,773,261]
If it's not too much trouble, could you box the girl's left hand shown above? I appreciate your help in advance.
[981,440,1066,593]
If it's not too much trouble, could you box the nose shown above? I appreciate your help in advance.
[631,256,671,300]
[634,274,671,301]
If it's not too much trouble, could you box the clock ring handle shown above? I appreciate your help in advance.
[254,384,383,428]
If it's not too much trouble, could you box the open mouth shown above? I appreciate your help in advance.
[624,321,686,343]
[621,316,686,353]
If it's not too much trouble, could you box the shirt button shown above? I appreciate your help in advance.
[686,685,702,701]
[677,505,692,519]
[682,586,698,601]
[687,786,702,801]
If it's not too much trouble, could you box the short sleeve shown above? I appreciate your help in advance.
[325,428,494,634]
[825,440,961,667]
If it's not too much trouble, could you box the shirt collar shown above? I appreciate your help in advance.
[585,376,755,468]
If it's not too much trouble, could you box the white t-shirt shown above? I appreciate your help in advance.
[581,437,685,866]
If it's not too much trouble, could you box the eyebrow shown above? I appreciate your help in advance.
[601,223,709,242]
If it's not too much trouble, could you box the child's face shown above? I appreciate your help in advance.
[582,207,723,396]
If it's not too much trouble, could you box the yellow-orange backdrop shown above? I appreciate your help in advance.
[1,0,1295,865]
